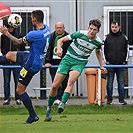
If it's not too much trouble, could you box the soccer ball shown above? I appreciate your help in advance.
[8,13,22,28]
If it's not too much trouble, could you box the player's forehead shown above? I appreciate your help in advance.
[89,24,98,30]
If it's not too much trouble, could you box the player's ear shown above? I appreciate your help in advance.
[32,17,37,23]
[34,17,38,22]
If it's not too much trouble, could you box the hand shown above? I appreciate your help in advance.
[45,63,52,68]
[123,61,128,65]
[56,48,63,57]
[100,66,107,73]
[106,62,109,64]
[0,25,8,35]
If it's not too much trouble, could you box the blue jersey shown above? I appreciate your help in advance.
[24,24,50,72]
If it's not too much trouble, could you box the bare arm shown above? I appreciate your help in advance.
[95,49,106,72]
[0,25,23,45]
[56,35,70,57]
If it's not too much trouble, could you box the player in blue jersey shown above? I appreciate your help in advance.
[0,10,50,124]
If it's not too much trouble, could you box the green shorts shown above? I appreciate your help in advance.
[56,55,88,75]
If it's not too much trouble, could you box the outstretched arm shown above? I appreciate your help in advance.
[0,25,23,45]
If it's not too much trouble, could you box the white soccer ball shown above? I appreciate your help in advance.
[8,14,22,28]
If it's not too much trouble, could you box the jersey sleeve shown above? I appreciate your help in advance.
[68,31,81,40]
[95,36,103,50]
[26,30,43,43]
[26,31,36,43]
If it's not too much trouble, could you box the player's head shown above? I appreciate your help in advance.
[31,10,44,23]
[88,19,101,39]
[89,19,101,30]
[31,10,44,29]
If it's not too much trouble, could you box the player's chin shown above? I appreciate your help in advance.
[89,34,95,39]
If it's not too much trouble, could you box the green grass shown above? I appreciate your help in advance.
[0,105,133,133]
[0,104,133,115]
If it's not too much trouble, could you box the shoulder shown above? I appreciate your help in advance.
[96,36,102,44]
[27,24,50,36]
[105,33,110,38]
[50,31,55,38]
[44,24,50,29]
[122,34,128,40]
[26,30,37,40]
[103,34,111,41]
[64,31,69,35]
[70,30,87,38]
[50,31,55,35]
[27,26,50,38]
[79,30,88,35]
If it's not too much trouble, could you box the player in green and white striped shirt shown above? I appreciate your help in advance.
[46,19,106,121]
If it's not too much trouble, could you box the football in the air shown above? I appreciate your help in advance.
[8,13,22,28]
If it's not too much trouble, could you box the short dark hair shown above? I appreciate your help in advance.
[89,19,101,30]
[3,20,13,28]
[31,10,44,23]
[111,20,120,26]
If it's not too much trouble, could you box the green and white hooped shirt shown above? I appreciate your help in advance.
[66,30,102,61]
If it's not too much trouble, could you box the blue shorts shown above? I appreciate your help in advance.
[16,51,37,86]
[16,51,28,66]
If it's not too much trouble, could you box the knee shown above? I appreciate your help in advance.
[16,87,24,95]
[6,52,12,60]
[52,82,60,91]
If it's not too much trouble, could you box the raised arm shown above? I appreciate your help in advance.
[0,25,23,45]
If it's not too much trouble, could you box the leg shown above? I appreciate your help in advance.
[49,73,66,101]
[3,68,11,105]
[116,68,127,104]
[0,52,17,65]
[49,68,57,82]
[6,52,17,62]
[55,86,62,101]
[58,70,80,113]
[57,74,69,101]
[62,75,69,95]
[53,75,69,105]
[50,68,62,101]
[12,68,21,105]
[48,74,66,103]
[106,68,115,103]
[16,82,39,123]
[16,67,39,123]
[45,73,66,121]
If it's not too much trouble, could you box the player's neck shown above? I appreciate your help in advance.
[88,35,96,40]
[36,23,44,30]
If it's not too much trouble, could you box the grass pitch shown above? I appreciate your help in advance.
[0,105,133,133]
